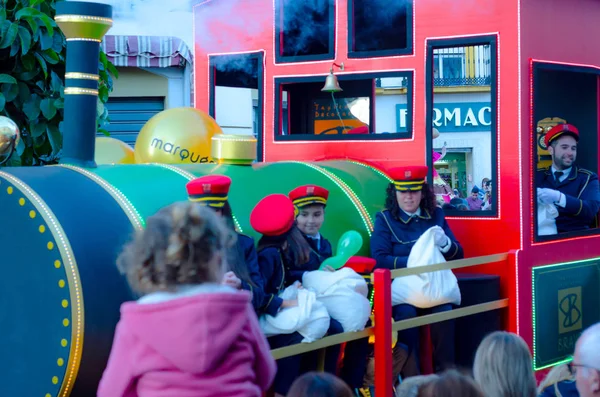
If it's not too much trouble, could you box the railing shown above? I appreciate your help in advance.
[269,252,512,397]
[433,45,492,87]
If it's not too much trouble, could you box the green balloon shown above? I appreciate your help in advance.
[319,230,363,270]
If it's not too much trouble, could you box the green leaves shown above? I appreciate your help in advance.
[0,74,17,84]
[0,22,18,49]
[0,0,116,166]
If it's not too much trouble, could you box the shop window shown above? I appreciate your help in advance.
[532,62,600,241]
[209,52,264,160]
[274,71,413,141]
[426,37,497,217]
[275,0,335,63]
[348,0,413,58]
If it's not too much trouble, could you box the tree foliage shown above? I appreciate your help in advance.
[0,0,117,166]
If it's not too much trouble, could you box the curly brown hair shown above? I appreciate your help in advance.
[117,201,236,295]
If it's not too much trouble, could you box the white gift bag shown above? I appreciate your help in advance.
[537,202,559,236]
[259,282,330,343]
[303,268,371,332]
[391,226,461,308]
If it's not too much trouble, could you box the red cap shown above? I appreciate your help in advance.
[344,256,376,274]
[544,123,580,147]
[387,166,428,191]
[289,185,329,208]
[186,175,231,208]
[347,125,369,134]
[250,194,296,236]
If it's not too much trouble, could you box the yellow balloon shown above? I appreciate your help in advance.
[95,137,135,165]
[134,107,223,164]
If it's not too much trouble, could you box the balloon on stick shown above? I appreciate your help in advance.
[319,230,363,270]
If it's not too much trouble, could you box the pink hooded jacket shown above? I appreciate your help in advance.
[97,287,276,397]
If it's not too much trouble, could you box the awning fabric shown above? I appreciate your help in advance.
[101,35,193,68]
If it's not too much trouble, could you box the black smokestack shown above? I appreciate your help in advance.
[55,1,113,168]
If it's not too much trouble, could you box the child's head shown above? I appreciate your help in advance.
[289,185,329,236]
[117,201,235,295]
[287,372,353,397]
[296,203,326,236]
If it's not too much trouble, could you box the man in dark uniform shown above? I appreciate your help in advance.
[536,124,600,234]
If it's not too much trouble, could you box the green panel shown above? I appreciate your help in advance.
[88,160,390,256]
[532,258,600,370]
[90,164,192,222]
[317,160,391,224]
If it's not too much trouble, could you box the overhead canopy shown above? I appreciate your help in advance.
[101,35,193,68]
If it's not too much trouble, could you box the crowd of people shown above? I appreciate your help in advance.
[92,155,599,396]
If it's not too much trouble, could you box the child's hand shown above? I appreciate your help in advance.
[281,299,298,308]
[221,271,241,289]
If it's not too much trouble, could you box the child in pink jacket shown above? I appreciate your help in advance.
[97,202,276,397]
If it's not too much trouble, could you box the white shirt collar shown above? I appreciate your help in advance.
[401,207,422,217]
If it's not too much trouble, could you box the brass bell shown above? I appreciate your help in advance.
[0,116,20,165]
[322,72,343,93]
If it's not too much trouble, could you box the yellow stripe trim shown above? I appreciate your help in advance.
[0,171,84,397]
[293,196,327,205]
[189,196,228,202]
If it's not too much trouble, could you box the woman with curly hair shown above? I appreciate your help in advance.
[97,202,276,397]
[370,165,464,378]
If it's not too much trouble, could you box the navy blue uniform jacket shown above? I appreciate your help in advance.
[536,166,600,233]
[370,207,464,270]
[256,246,286,317]
[236,233,265,312]
[285,235,333,285]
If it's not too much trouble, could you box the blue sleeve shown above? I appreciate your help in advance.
[370,212,408,270]
[441,216,464,261]
[563,173,600,223]
[257,250,283,317]
[239,237,265,312]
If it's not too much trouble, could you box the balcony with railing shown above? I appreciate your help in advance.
[433,45,492,87]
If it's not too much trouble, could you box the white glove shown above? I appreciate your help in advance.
[434,228,451,249]
[537,188,561,205]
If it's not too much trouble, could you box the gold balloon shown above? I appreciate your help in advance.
[134,107,223,164]
[95,137,135,165]
[0,116,20,164]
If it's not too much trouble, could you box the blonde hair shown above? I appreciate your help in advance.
[473,331,537,397]
[117,201,235,295]
[537,364,573,395]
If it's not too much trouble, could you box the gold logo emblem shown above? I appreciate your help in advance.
[558,287,582,334]
[405,170,412,178]
[306,186,315,195]
[202,183,211,193]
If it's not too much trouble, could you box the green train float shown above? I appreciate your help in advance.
[0,2,391,396]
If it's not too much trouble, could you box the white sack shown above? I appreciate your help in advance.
[537,202,558,236]
[303,268,371,332]
[259,282,330,343]
[391,226,461,308]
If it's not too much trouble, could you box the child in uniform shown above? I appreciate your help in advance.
[186,175,264,312]
[288,185,371,396]
[250,193,312,397]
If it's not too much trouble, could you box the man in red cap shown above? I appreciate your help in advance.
[536,123,600,234]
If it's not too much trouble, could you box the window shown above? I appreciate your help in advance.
[275,0,335,63]
[209,52,264,160]
[348,0,413,58]
[532,62,600,241]
[274,71,413,141]
[426,37,498,217]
